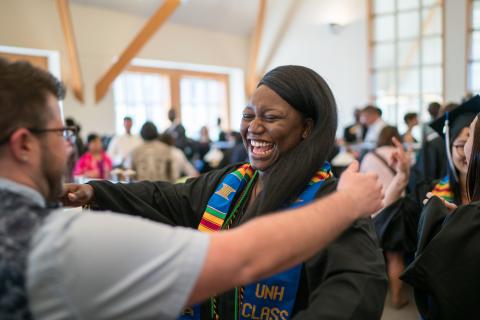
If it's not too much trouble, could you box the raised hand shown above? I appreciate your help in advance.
[389,137,412,178]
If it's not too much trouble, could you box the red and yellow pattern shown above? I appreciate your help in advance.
[431,176,454,203]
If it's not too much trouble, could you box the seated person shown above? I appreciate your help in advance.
[73,133,112,180]
[129,121,197,182]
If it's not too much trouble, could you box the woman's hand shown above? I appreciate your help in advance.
[382,137,412,209]
[389,137,411,180]
[423,192,458,212]
[60,183,94,207]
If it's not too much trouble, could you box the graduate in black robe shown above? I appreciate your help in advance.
[374,96,480,308]
[401,98,480,319]
[375,96,480,253]
[79,66,387,319]
[400,198,480,319]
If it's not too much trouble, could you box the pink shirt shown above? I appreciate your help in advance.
[73,152,112,179]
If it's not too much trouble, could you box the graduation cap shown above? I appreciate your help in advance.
[429,95,480,181]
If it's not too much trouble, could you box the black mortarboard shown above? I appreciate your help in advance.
[429,95,480,182]
[430,95,480,144]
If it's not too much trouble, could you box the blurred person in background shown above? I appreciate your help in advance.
[107,116,142,168]
[129,121,175,182]
[402,112,419,144]
[344,108,367,144]
[361,105,387,151]
[64,117,83,182]
[361,126,412,308]
[361,126,405,205]
[73,133,112,180]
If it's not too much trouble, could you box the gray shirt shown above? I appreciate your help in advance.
[23,204,209,319]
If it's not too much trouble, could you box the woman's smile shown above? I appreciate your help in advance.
[248,139,275,158]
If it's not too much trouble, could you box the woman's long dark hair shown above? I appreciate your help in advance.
[467,115,480,202]
[242,65,338,221]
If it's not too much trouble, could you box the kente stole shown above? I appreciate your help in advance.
[180,163,333,320]
[430,175,454,203]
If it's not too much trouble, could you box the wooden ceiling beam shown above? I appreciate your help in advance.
[259,0,300,76]
[246,0,267,98]
[95,0,181,103]
[56,0,84,103]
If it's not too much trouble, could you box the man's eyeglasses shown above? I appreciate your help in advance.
[0,126,77,145]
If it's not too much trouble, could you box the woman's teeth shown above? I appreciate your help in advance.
[250,140,274,156]
[251,140,272,147]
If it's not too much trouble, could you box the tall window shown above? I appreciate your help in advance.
[180,77,228,139]
[369,0,444,128]
[113,71,171,135]
[113,67,229,139]
[469,0,480,94]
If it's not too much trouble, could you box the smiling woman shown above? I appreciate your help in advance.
[239,66,336,221]
[66,65,387,319]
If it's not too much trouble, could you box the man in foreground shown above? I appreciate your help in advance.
[0,58,383,319]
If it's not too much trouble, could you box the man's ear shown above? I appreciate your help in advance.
[302,118,314,139]
[9,129,35,163]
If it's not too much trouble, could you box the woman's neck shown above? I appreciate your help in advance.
[248,174,265,207]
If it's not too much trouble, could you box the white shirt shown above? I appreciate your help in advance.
[363,118,387,150]
[0,178,209,319]
[107,134,142,167]
[27,209,209,320]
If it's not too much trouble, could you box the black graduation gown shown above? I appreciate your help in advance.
[407,137,447,192]
[374,180,438,253]
[88,164,387,319]
[400,197,480,320]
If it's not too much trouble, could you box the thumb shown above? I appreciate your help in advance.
[68,192,78,201]
[345,160,359,173]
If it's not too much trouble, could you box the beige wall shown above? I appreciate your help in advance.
[258,0,369,132]
[0,0,249,136]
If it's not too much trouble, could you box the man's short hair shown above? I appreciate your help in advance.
[0,58,66,143]
[428,102,441,118]
[404,112,418,124]
[123,116,133,122]
[362,105,382,116]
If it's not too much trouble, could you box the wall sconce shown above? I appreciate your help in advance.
[327,22,344,34]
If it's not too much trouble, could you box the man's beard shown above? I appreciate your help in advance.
[40,147,65,204]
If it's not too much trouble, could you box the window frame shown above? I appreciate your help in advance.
[121,65,231,134]
[367,0,445,126]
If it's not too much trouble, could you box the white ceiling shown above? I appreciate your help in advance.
[71,0,259,36]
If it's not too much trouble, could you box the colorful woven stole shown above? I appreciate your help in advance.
[179,163,333,320]
[198,164,255,233]
[430,175,454,203]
